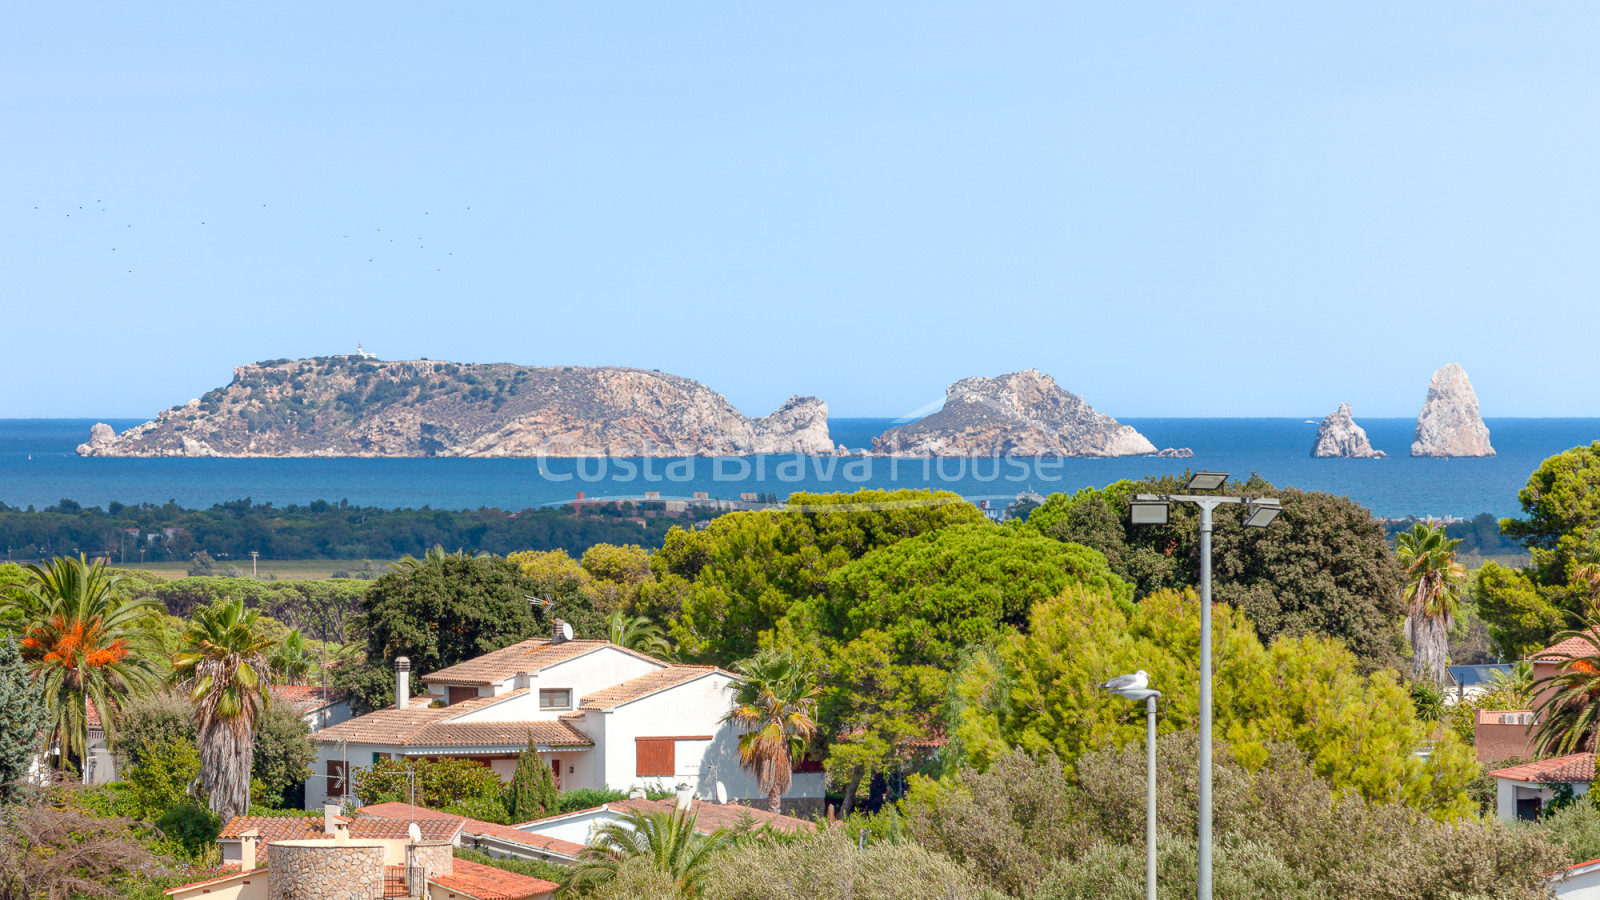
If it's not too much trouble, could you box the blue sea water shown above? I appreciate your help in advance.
[1,417,1596,520]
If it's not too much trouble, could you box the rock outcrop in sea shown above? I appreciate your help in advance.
[1311,403,1386,458]
[1410,363,1495,458]
[77,357,836,458]
[870,369,1155,457]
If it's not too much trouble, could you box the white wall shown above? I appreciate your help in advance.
[601,672,823,803]
[520,808,618,846]
[1496,778,1591,821]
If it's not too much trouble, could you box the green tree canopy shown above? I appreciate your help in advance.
[1028,475,1405,670]
[0,636,47,803]
[661,490,986,665]
[948,585,1478,815]
[357,552,592,677]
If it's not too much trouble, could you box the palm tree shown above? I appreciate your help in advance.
[0,555,162,772]
[1410,681,1444,723]
[268,628,315,685]
[565,808,726,897]
[172,596,275,821]
[1486,660,1536,708]
[1395,522,1467,686]
[721,649,821,815]
[606,610,671,656]
[1533,601,1600,757]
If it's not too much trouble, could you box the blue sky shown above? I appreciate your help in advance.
[3,3,1597,419]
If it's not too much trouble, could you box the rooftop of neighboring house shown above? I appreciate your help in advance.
[218,813,462,864]
[1445,663,1513,687]
[429,857,559,900]
[1532,631,1600,662]
[310,690,595,748]
[1489,752,1595,784]
[522,797,816,836]
[269,684,343,711]
[576,665,721,710]
[358,802,588,858]
[421,637,662,687]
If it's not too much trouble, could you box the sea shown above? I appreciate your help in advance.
[1,417,1597,520]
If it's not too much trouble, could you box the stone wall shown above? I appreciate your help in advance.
[408,841,454,883]
[267,842,385,900]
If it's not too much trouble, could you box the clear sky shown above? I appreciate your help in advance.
[4,3,1597,420]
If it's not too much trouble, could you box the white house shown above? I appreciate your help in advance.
[1488,753,1593,821]
[269,685,353,731]
[514,789,814,854]
[307,619,826,815]
[1556,857,1600,899]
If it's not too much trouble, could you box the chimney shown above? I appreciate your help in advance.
[552,618,567,645]
[675,782,694,812]
[239,830,259,872]
[396,656,411,709]
[324,800,342,836]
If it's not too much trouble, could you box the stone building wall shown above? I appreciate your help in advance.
[267,842,386,900]
[407,840,453,882]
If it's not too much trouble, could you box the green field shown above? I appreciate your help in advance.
[134,559,399,581]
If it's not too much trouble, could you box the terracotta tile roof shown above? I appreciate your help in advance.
[218,815,461,863]
[431,858,558,899]
[1489,752,1596,784]
[421,639,614,686]
[358,803,587,858]
[270,685,342,710]
[163,866,254,895]
[1532,631,1600,662]
[578,666,716,710]
[310,690,594,748]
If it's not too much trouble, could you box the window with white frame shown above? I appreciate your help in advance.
[539,688,572,711]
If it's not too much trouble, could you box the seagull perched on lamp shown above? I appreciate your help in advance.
[1100,671,1149,693]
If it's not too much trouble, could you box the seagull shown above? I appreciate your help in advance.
[1099,671,1149,693]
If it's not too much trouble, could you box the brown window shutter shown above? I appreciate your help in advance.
[449,686,477,705]
[328,760,347,793]
[636,739,675,777]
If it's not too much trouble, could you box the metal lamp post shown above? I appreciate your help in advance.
[1128,472,1281,900]
[1101,676,1162,900]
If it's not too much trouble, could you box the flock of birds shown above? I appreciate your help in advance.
[26,201,473,274]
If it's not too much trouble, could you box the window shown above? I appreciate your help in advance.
[539,689,572,711]
[636,738,674,777]
[448,686,478,705]
[372,752,384,765]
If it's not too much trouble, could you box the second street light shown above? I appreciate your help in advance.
[1129,471,1282,900]
[1100,671,1161,900]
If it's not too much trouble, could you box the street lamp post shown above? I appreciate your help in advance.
[1129,472,1281,900]
[1101,674,1162,900]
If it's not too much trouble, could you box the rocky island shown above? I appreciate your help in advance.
[1410,363,1495,458]
[870,369,1155,457]
[1311,403,1386,458]
[77,357,840,458]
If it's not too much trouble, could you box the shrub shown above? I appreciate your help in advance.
[557,787,628,814]
[250,703,316,809]
[352,757,504,812]
[701,827,998,900]
[114,692,196,770]
[1033,837,1315,900]
[123,739,202,821]
[154,803,221,861]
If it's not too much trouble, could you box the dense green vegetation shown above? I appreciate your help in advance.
[0,496,703,563]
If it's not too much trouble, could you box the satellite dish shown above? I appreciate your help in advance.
[715,781,728,805]
[561,622,574,641]
[407,822,422,843]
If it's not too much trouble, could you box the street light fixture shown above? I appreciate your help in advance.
[1130,473,1283,900]
[1100,674,1161,900]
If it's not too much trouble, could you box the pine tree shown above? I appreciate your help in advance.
[0,635,48,802]
[504,733,560,821]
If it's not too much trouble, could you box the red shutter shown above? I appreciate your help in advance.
[636,739,675,777]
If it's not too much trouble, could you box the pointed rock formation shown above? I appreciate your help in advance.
[75,422,118,456]
[870,369,1155,457]
[1311,403,1386,458]
[1410,363,1495,458]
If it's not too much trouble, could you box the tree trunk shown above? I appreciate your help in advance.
[1407,614,1450,686]
[201,720,255,822]
[768,784,782,815]
[839,767,864,816]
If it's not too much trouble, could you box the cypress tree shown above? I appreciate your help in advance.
[0,635,47,802]
[504,733,560,821]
